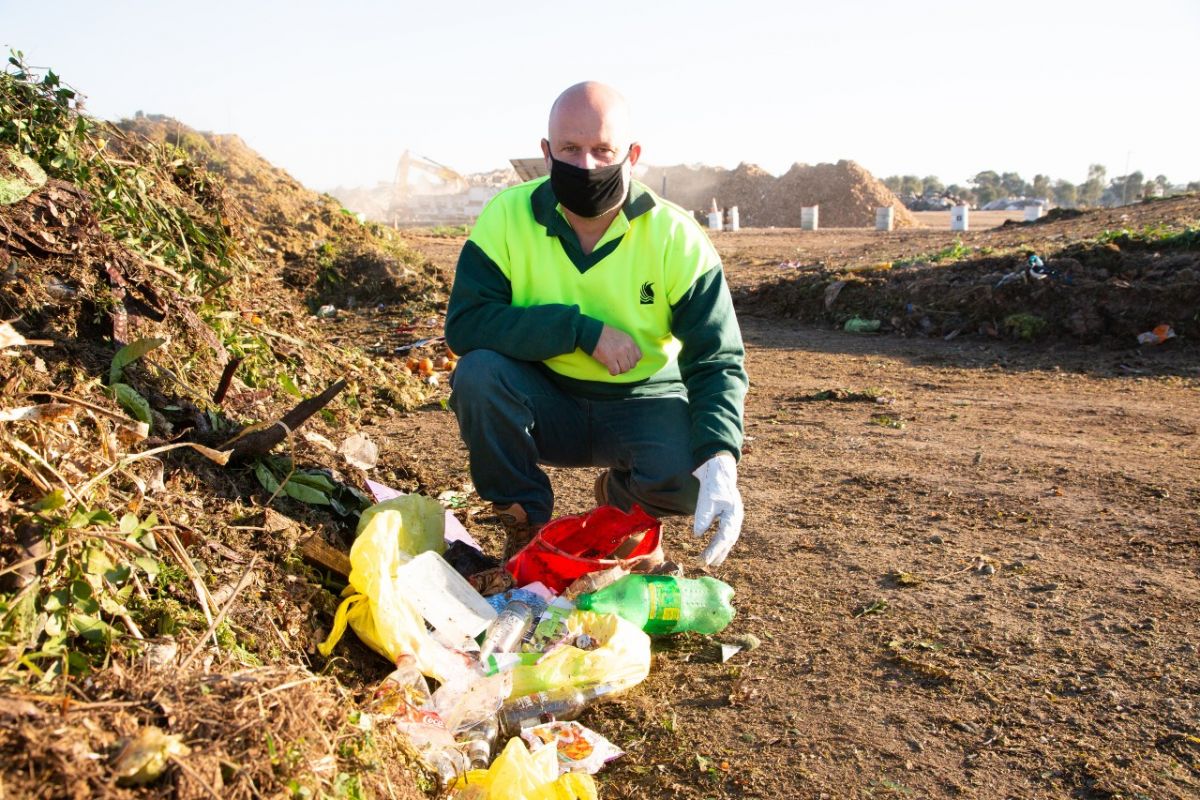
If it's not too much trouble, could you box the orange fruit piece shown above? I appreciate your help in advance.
[418,357,434,376]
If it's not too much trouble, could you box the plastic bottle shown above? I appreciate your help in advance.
[426,746,469,787]
[458,716,499,771]
[478,600,533,661]
[564,564,629,599]
[368,657,433,716]
[574,574,735,635]
[497,684,616,737]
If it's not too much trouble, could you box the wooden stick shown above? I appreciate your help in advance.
[299,535,351,579]
[223,379,346,462]
[211,357,242,405]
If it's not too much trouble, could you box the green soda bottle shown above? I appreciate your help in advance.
[574,575,735,635]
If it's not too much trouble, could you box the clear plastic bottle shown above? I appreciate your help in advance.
[478,600,533,661]
[497,684,616,737]
[575,574,736,635]
[368,656,432,716]
[426,746,469,787]
[564,564,629,599]
[458,716,499,771]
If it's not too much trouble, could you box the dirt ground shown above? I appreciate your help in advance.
[376,213,1199,799]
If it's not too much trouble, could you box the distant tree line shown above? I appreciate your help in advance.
[882,166,1200,209]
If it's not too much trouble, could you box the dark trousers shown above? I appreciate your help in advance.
[449,350,698,525]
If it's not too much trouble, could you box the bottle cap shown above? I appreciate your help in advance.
[574,593,595,611]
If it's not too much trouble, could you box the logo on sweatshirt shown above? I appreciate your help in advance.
[639,281,655,305]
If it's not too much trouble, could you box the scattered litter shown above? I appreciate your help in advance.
[112,726,190,786]
[316,304,338,318]
[521,721,624,775]
[0,321,52,353]
[721,632,762,652]
[823,280,846,310]
[718,643,743,662]
[301,430,337,451]
[1137,324,1175,345]
[445,511,485,551]
[366,478,404,502]
[339,431,379,470]
[575,574,736,635]
[395,335,446,353]
[844,317,882,334]
[507,505,663,594]
[395,551,498,642]
[448,737,597,799]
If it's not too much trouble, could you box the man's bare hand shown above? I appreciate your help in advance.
[591,325,642,375]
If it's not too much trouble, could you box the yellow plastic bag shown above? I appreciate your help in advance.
[508,611,650,699]
[452,737,598,800]
[355,494,446,555]
[318,494,456,680]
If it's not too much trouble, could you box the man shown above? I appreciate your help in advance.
[445,81,747,568]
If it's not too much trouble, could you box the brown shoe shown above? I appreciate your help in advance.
[593,470,610,506]
[494,502,541,562]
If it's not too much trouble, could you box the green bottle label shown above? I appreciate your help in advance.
[643,576,681,634]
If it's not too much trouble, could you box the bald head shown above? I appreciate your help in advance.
[542,81,639,172]
[548,82,631,144]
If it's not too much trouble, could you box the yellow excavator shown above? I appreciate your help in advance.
[388,150,470,225]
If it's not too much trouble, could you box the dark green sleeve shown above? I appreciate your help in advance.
[445,240,605,360]
[670,265,748,466]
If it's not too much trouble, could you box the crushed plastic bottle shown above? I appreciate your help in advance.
[574,574,736,635]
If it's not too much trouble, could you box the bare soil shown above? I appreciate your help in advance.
[369,204,1199,799]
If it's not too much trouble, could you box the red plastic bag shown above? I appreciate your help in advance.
[506,505,662,594]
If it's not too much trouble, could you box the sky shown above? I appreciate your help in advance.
[4,0,1198,192]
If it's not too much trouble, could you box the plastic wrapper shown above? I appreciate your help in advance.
[524,597,576,656]
[450,737,597,800]
[521,721,624,775]
[508,611,651,699]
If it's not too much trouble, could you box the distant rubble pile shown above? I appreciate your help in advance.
[330,167,518,226]
[331,158,914,229]
[638,159,916,228]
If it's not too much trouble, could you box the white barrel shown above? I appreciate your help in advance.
[727,206,740,232]
[801,206,819,231]
[950,205,969,231]
[1023,204,1043,222]
[875,207,894,231]
[707,211,722,231]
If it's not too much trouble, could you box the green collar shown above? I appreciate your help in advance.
[529,179,656,274]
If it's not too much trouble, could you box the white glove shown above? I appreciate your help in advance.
[692,452,743,567]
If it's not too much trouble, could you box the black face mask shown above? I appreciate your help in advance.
[548,151,630,218]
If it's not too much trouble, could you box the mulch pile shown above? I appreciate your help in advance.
[735,195,1200,344]
[118,115,446,309]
